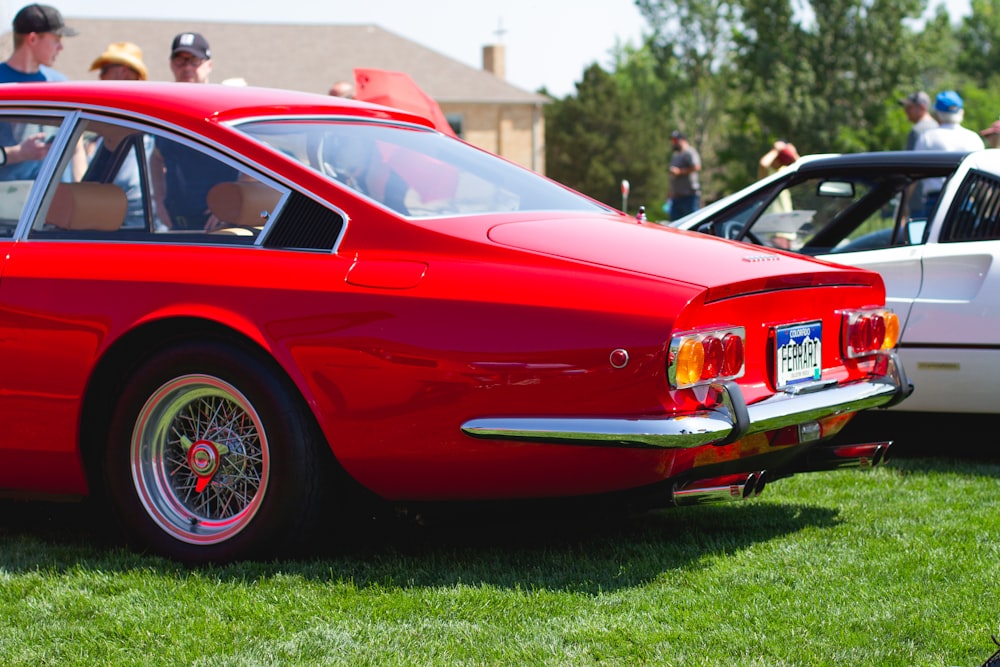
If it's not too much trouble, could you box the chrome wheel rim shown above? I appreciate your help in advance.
[131,374,270,545]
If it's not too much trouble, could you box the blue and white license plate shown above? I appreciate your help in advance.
[775,321,823,389]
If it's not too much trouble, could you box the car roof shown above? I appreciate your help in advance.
[794,150,970,175]
[0,81,438,131]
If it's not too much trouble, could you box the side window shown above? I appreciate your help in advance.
[755,178,871,251]
[940,170,1000,243]
[74,120,153,229]
[827,193,902,253]
[0,114,64,236]
[30,118,285,243]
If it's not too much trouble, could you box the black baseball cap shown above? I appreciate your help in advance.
[12,4,77,36]
[170,32,211,60]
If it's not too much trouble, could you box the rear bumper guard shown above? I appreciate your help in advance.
[461,352,910,449]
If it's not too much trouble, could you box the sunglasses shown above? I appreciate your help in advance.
[171,55,206,68]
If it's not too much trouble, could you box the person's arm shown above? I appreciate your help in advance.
[670,155,701,177]
[149,147,172,229]
[2,132,50,166]
[70,138,92,181]
[758,142,785,179]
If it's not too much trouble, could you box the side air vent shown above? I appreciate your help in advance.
[941,169,1000,243]
[263,192,344,251]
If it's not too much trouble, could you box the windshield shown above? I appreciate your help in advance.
[236,120,606,218]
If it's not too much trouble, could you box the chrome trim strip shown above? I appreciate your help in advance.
[462,353,908,449]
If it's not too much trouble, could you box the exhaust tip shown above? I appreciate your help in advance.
[672,470,767,506]
[872,443,890,467]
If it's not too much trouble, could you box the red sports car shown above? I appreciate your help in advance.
[0,82,909,562]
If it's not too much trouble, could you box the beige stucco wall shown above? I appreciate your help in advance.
[441,102,546,176]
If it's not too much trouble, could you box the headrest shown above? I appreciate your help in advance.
[207,181,281,227]
[46,182,127,231]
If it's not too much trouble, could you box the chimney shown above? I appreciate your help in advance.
[482,44,506,80]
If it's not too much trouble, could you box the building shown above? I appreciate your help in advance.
[1,19,549,173]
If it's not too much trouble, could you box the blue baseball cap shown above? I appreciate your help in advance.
[934,90,963,114]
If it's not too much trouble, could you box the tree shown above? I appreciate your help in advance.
[735,0,926,152]
[957,0,1000,87]
[546,59,670,215]
[635,0,743,200]
[545,0,968,212]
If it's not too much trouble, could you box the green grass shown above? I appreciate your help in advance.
[2,457,999,666]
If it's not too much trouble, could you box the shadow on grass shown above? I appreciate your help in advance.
[4,453,998,592]
[0,495,842,593]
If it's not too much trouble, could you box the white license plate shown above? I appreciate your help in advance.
[775,321,823,389]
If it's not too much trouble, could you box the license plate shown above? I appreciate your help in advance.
[775,321,823,389]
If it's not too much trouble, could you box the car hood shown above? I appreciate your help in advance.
[488,216,880,297]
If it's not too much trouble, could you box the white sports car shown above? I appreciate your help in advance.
[672,150,999,414]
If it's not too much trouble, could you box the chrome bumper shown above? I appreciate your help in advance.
[461,353,911,449]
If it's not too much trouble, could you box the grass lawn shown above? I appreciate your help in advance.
[2,454,999,666]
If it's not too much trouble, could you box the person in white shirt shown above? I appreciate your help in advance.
[913,90,985,212]
[914,91,985,153]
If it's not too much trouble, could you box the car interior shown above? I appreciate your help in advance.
[16,116,286,244]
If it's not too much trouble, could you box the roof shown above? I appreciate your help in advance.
[1,19,549,105]
[795,151,969,175]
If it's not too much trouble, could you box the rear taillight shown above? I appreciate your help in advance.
[842,308,900,359]
[668,326,746,389]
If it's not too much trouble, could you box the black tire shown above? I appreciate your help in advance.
[105,341,329,563]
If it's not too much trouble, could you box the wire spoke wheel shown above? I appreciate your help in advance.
[130,374,270,545]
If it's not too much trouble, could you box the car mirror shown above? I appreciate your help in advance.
[817,180,855,198]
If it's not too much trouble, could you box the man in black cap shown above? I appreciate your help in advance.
[150,31,236,229]
[0,4,77,179]
[0,4,77,84]
[168,31,212,84]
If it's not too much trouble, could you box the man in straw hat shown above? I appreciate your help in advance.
[90,42,147,81]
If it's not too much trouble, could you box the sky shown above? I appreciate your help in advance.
[0,0,975,98]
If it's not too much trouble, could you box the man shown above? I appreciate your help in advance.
[150,32,236,229]
[78,43,151,226]
[0,3,75,83]
[899,91,937,151]
[914,91,985,213]
[915,91,984,153]
[667,130,701,220]
[0,4,77,177]
[168,31,212,84]
[89,41,147,81]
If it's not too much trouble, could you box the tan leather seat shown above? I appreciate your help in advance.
[206,181,281,228]
[46,182,127,231]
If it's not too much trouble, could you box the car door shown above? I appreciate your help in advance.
[891,157,1000,413]
[0,111,82,491]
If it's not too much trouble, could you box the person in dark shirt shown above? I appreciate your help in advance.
[149,32,236,229]
[0,4,78,180]
[151,137,237,230]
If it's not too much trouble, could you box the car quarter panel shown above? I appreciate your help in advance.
[0,220,892,501]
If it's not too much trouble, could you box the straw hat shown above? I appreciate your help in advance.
[89,42,148,81]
